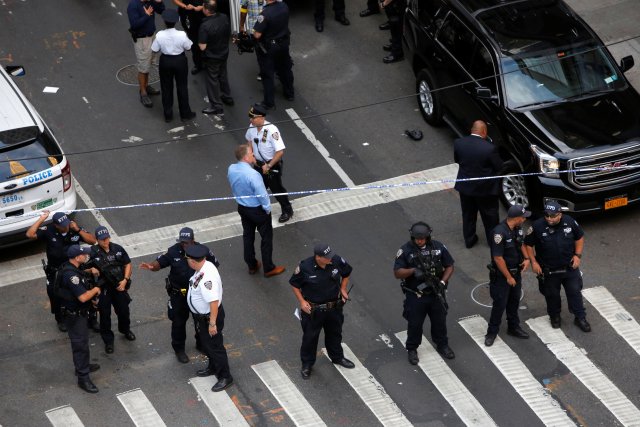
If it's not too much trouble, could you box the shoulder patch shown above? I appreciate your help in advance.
[494,234,503,244]
[70,275,80,285]
[396,248,403,259]
[272,131,279,140]
[204,281,212,290]
[294,265,300,274]
[257,15,264,23]
[526,226,533,235]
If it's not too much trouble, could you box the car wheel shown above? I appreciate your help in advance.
[501,172,529,208]
[416,69,443,126]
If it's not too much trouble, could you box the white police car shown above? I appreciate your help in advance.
[0,65,77,247]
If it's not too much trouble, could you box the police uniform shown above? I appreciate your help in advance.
[524,202,589,331]
[88,227,135,352]
[253,0,294,108]
[383,0,406,63]
[186,244,232,391]
[155,229,220,358]
[246,109,293,221]
[289,244,354,377]
[394,233,454,359]
[176,0,204,72]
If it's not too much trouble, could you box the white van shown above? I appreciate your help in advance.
[0,65,77,247]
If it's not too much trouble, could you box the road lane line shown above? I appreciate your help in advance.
[116,388,167,427]
[394,330,497,427]
[45,405,84,427]
[322,344,412,426]
[527,316,640,426]
[189,376,249,426]
[286,108,356,187]
[582,286,640,356]
[0,164,458,287]
[73,179,119,240]
[459,315,575,426]
[252,360,325,427]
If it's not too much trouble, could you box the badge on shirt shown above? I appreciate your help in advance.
[526,226,533,235]
[204,281,212,290]
[494,234,502,244]
[272,132,279,140]
[396,249,403,259]
[564,227,572,234]
[71,275,80,285]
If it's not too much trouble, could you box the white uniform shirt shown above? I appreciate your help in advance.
[245,121,286,163]
[187,261,222,314]
[151,28,193,55]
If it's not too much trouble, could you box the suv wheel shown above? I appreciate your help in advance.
[416,69,442,126]
[501,173,529,207]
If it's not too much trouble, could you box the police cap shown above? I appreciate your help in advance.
[67,245,91,258]
[185,243,208,260]
[248,103,267,118]
[313,243,333,259]
[162,9,180,24]
[95,226,110,240]
[544,200,562,215]
[52,212,70,227]
[177,227,195,243]
[507,204,532,218]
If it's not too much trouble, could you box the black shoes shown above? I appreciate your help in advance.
[175,350,189,364]
[146,86,160,95]
[574,317,591,332]
[191,67,202,75]
[89,363,100,373]
[123,330,136,341]
[57,321,68,332]
[221,96,234,106]
[407,349,419,365]
[315,20,324,32]
[359,8,379,17]
[465,234,479,249]
[202,107,224,115]
[164,115,173,123]
[437,345,455,360]
[335,15,350,25]
[484,334,496,347]
[140,94,153,108]
[383,54,404,64]
[197,367,215,377]
[181,112,197,122]
[379,21,390,30]
[550,316,561,329]
[301,365,312,379]
[507,327,530,339]
[332,358,355,369]
[212,376,233,392]
[278,209,293,223]
[105,343,114,354]
[78,378,98,394]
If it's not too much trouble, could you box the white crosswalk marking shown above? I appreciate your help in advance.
[527,316,640,426]
[252,360,326,427]
[394,331,497,427]
[322,344,412,427]
[189,376,249,426]
[116,388,167,427]
[582,286,640,356]
[459,315,575,426]
[45,405,84,427]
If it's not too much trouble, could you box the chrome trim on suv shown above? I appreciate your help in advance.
[568,142,640,189]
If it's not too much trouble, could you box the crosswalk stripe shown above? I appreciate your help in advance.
[459,315,575,426]
[394,331,497,427]
[252,360,326,427]
[322,343,412,427]
[582,286,640,356]
[189,376,249,426]
[116,388,167,427]
[527,316,640,426]
[45,405,84,427]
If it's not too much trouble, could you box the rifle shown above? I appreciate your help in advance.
[412,243,448,314]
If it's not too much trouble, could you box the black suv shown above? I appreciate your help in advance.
[403,0,640,213]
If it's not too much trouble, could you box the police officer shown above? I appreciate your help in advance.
[88,226,136,354]
[173,0,205,73]
[290,243,355,379]
[139,227,220,363]
[524,201,591,332]
[394,222,455,364]
[58,245,102,393]
[253,0,295,109]
[246,103,294,223]
[26,210,97,332]
[485,204,531,347]
[381,0,405,63]
[185,243,233,392]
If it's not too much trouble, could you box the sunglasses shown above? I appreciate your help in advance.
[544,213,560,218]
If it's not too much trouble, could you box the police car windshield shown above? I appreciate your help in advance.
[0,127,62,183]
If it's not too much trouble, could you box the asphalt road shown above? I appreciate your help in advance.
[1,1,640,426]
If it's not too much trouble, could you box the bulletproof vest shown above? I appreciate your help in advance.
[54,264,80,302]
[91,245,125,286]
[405,242,444,289]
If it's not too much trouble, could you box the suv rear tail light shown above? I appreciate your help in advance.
[62,162,72,192]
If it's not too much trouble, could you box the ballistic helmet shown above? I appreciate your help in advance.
[409,222,432,239]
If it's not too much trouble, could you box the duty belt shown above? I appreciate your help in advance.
[192,313,210,322]
[169,287,187,297]
[543,266,569,275]
[62,308,90,317]
[308,300,340,311]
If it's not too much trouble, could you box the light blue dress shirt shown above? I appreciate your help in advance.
[227,161,271,213]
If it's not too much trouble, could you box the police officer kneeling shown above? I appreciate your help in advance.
[57,245,102,393]
[290,243,355,379]
[186,243,233,392]
[524,201,590,332]
[394,222,455,364]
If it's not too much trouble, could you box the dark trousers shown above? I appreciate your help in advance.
[169,293,200,352]
[366,0,379,10]
[459,193,499,246]
[203,57,231,109]
[257,164,292,213]
[315,0,346,20]
[98,287,131,344]
[543,268,585,319]
[195,305,231,379]
[179,15,203,69]
[238,205,275,272]
[256,42,294,107]
[300,309,344,366]
[385,1,405,56]
[403,292,448,350]
[65,313,91,380]
[159,53,193,120]
[45,271,63,322]
[487,273,522,336]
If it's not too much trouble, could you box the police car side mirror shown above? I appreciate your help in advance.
[620,56,634,73]
[5,65,25,77]
[475,86,496,101]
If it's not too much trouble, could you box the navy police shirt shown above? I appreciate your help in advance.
[36,225,84,268]
[253,1,290,41]
[289,255,352,303]
[394,240,454,288]
[490,221,524,269]
[524,215,584,269]
[157,243,220,289]
[60,262,92,311]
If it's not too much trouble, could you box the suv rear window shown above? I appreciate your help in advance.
[0,126,63,184]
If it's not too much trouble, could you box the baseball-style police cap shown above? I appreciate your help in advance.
[67,245,91,258]
[185,243,208,260]
[95,226,110,240]
[162,9,180,24]
[544,200,562,215]
[177,227,194,242]
[248,103,267,118]
[313,243,333,259]
[507,204,532,218]
[52,212,70,227]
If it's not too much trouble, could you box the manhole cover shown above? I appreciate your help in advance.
[471,282,525,308]
[116,64,160,86]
